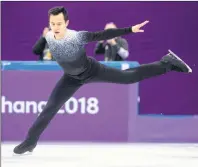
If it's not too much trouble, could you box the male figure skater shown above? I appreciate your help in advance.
[14,6,192,154]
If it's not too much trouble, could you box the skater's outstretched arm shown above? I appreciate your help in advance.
[78,20,149,44]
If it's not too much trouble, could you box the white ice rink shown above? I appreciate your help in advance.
[2,142,198,167]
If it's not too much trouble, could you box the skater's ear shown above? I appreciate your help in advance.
[65,20,69,27]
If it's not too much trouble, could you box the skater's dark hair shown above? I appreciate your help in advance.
[48,6,69,21]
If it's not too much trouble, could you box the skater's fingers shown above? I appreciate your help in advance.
[140,20,149,27]
[138,29,144,32]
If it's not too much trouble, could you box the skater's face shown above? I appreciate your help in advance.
[49,13,69,39]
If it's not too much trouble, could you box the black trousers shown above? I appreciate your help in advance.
[26,58,171,143]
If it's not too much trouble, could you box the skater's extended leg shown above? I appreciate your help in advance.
[88,50,192,84]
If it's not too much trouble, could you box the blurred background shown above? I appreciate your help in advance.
[1,1,198,143]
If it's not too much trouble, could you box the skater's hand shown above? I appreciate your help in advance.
[131,20,149,33]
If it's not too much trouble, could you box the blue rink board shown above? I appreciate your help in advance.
[1,61,140,71]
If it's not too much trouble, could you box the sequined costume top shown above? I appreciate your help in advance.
[35,27,133,75]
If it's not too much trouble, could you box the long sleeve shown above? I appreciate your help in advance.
[32,36,47,55]
[78,27,133,45]
[94,42,105,54]
[114,39,129,59]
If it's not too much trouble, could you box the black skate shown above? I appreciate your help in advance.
[161,49,192,73]
[13,141,37,154]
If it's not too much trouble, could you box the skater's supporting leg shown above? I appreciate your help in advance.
[14,74,82,154]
